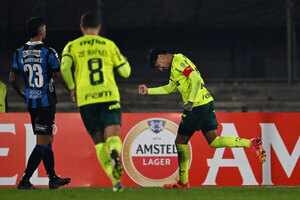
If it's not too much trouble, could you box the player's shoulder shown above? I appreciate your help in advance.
[172,53,188,71]
[42,44,58,54]
[13,44,28,58]
[98,36,117,48]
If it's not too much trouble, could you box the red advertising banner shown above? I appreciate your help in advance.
[0,113,299,187]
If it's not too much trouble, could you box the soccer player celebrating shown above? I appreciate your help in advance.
[138,48,266,189]
[61,12,131,192]
[9,16,71,190]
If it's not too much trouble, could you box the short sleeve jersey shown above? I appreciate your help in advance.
[11,41,60,108]
[170,53,214,107]
[62,35,127,107]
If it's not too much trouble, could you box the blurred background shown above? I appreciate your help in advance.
[0,0,300,112]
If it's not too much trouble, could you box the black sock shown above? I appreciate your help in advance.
[42,144,56,179]
[22,145,45,181]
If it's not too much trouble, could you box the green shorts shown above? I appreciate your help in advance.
[178,101,218,136]
[79,101,121,134]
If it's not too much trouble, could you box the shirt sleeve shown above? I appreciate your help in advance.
[11,50,21,73]
[188,71,201,102]
[61,55,75,90]
[117,62,131,78]
[148,80,177,95]
[61,42,75,90]
[48,48,60,72]
[111,41,127,68]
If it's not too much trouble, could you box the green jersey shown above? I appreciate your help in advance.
[61,35,130,107]
[148,53,213,107]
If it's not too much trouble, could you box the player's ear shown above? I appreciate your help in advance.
[80,24,85,34]
[97,25,101,34]
[38,26,44,36]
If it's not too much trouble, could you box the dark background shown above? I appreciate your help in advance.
[0,0,299,82]
[1,0,300,113]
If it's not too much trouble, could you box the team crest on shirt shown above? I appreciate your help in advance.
[180,63,186,68]
[122,118,192,186]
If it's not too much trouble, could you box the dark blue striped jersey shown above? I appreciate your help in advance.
[11,41,60,108]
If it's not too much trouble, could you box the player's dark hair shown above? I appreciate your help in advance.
[81,12,101,28]
[26,16,45,38]
[148,47,168,67]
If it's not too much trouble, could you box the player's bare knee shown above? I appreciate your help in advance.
[90,131,105,144]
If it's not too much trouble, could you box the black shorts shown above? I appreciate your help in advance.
[28,105,56,135]
[79,101,121,134]
[178,101,218,136]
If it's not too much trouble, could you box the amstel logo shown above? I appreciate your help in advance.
[122,118,192,186]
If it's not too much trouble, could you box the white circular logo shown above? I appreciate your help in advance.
[122,118,192,186]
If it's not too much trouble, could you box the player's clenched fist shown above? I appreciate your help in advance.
[138,85,148,95]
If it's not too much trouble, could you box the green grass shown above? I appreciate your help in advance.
[1,186,299,200]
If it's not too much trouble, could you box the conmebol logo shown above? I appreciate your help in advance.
[122,118,192,186]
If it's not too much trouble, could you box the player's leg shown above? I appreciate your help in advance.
[17,108,45,190]
[202,102,266,164]
[205,130,266,164]
[104,124,123,192]
[80,102,122,191]
[164,111,193,189]
[103,102,123,192]
[43,136,71,189]
[17,133,51,190]
[164,133,191,189]
[93,131,119,188]
[205,129,251,148]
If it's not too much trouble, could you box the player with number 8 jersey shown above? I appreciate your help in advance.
[61,28,130,107]
[61,12,131,192]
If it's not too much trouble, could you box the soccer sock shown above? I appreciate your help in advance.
[42,144,56,179]
[176,144,189,185]
[22,145,45,181]
[95,143,118,185]
[210,136,251,148]
[106,136,122,155]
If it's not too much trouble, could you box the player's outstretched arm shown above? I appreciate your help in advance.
[138,85,148,95]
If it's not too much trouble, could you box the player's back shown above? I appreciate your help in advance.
[12,41,60,108]
[62,35,126,107]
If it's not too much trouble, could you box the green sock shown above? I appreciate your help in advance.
[95,143,118,185]
[106,136,122,154]
[176,144,189,185]
[210,136,250,148]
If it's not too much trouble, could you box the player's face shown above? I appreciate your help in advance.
[155,55,170,71]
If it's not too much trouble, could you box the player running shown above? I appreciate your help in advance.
[138,48,266,189]
[60,12,131,192]
[9,16,71,190]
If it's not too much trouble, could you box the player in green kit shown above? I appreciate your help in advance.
[138,48,266,189]
[61,12,131,192]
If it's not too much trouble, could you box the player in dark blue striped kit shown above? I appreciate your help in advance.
[9,16,71,190]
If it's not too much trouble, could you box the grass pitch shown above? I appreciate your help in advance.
[1,186,299,200]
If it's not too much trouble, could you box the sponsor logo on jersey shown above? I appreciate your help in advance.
[122,118,192,186]
[80,39,106,46]
[23,50,41,57]
[85,91,112,99]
